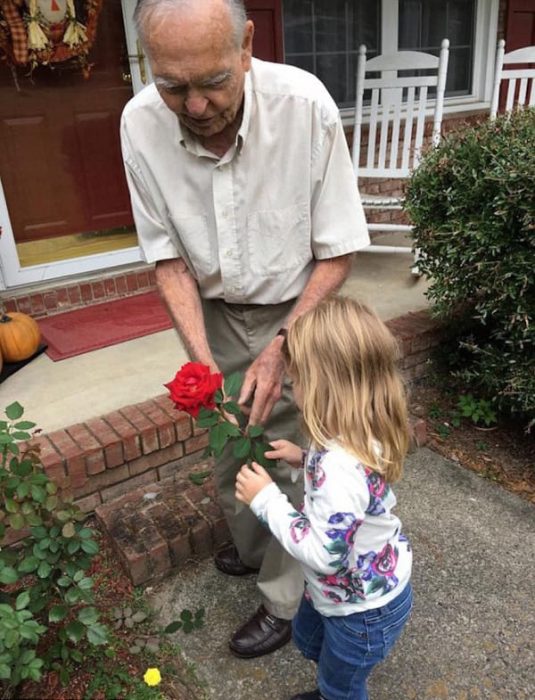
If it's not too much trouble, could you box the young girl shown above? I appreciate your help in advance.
[235,296,413,700]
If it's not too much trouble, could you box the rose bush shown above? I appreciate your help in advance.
[165,363,276,469]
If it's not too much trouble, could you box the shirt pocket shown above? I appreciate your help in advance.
[168,213,213,278]
[246,203,311,277]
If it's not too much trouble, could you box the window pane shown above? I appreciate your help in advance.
[283,0,381,107]
[399,0,475,95]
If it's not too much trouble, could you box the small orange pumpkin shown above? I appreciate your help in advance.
[0,312,41,363]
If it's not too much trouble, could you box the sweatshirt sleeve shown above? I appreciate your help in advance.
[250,452,370,574]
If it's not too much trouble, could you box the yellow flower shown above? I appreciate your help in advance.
[144,667,162,686]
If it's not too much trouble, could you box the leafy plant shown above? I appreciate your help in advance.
[0,402,108,691]
[455,394,497,427]
[405,109,535,428]
[163,608,205,635]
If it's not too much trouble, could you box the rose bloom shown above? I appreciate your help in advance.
[143,667,162,686]
[165,362,223,418]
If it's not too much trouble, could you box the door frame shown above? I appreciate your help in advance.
[0,0,147,291]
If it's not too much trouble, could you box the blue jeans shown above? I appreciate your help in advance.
[292,583,413,700]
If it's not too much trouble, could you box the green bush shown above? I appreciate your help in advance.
[405,109,535,427]
[0,402,108,693]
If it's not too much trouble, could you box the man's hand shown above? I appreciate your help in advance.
[235,462,273,505]
[264,440,303,468]
[238,338,285,426]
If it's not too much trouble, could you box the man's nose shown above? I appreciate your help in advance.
[184,92,209,117]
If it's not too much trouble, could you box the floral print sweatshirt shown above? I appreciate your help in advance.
[250,442,412,616]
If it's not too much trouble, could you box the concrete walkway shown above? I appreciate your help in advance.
[148,447,535,700]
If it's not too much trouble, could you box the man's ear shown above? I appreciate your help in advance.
[241,19,254,70]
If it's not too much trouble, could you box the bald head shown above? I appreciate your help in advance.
[134,0,247,49]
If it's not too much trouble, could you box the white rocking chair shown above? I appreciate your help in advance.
[351,39,450,272]
[490,39,535,119]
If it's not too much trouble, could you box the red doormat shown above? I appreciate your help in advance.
[38,291,173,361]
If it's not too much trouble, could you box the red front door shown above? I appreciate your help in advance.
[0,1,134,245]
[246,0,284,63]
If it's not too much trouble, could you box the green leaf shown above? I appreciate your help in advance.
[86,623,108,646]
[233,437,252,459]
[12,432,31,441]
[163,620,182,634]
[248,425,264,438]
[30,485,46,504]
[209,423,230,457]
[65,620,85,643]
[18,556,40,574]
[78,577,93,591]
[180,609,193,622]
[14,421,36,430]
[15,482,31,499]
[223,401,242,416]
[37,561,52,579]
[188,470,212,486]
[45,495,58,512]
[78,606,98,626]
[224,372,243,398]
[0,663,11,680]
[6,402,24,420]
[80,539,99,555]
[78,528,93,539]
[65,587,81,604]
[196,411,220,428]
[49,605,68,623]
[8,513,25,530]
[67,540,80,555]
[4,498,18,514]
[0,567,18,585]
[15,591,30,610]
[222,421,241,438]
[12,460,32,478]
[253,442,277,469]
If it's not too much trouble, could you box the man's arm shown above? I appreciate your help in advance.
[239,253,353,425]
[155,258,219,372]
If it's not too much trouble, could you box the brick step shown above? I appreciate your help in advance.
[95,459,230,586]
[2,264,156,319]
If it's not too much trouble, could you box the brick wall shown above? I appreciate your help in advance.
[1,265,156,319]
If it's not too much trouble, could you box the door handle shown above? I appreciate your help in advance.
[128,40,147,84]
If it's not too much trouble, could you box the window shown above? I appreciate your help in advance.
[399,0,475,96]
[283,0,381,107]
[283,0,499,110]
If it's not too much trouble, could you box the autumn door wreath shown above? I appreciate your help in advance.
[0,0,104,77]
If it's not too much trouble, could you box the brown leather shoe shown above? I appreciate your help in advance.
[229,605,292,658]
[214,545,260,576]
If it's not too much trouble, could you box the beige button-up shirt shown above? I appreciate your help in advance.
[121,58,369,304]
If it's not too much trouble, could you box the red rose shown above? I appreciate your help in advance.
[165,362,223,418]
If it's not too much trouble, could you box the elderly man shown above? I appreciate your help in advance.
[121,0,369,659]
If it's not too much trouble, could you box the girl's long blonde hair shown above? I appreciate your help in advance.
[284,296,409,482]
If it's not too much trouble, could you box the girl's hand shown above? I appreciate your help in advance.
[264,439,304,468]
[235,462,273,505]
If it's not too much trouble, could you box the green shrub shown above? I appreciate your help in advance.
[0,402,108,692]
[405,109,535,427]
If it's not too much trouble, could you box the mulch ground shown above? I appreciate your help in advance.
[410,382,535,504]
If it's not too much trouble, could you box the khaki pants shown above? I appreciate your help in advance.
[202,298,304,619]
